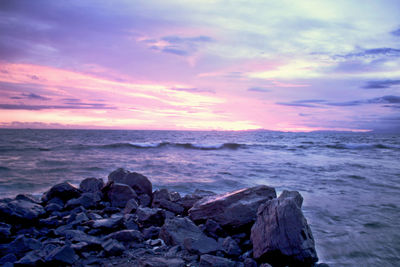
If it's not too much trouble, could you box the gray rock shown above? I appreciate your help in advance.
[124,198,139,214]
[0,199,45,222]
[39,216,62,228]
[45,203,63,213]
[178,189,216,212]
[107,182,137,208]
[124,214,139,230]
[63,229,102,246]
[45,244,77,265]
[65,192,100,209]
[105,229,144,246]
[152,190,184,214]
[204,219,227,239]
[0,254,17,265]
[43,182,81,202]
[108,168,152,196]
[102,239,125,256]
[221,236,242,257]
[138,256,185,267]
[250,190,318,266]
[0,223,11,240]
[15,250,43,266]
[79,177,104,193]
[243,258,258,267]
[199,254,236,267]
[15,194,41,204]
[137,207,165,228]
[143,226,160,240]
[189,185,276,231]
[160,217,219,254]
[88,215,123,230]
[138,193,152,207]
[7,235,41,258]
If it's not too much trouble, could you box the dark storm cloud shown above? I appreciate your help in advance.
[362,80,400,89]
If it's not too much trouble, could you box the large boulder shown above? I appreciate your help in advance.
[107,183,137,208]
[0,199,45,223]
[108,168,152,196]
[189,185,276,231]
[250,190,318,267]
[159,217,219,254]
[79,177,104,193]
[43,182,81,202]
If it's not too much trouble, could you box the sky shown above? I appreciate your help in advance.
[0,0,400,132]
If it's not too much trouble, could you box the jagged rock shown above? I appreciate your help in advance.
[138,194,152,207]
[250,190,318,266]
[108,168,152,196]
[143,226,160,240]
[199,254,236,267]
[39,216,62,228]
[45,203,63,213]
[124,198,139,214]
[124,214,139,230]
[178,189,216,212]
[0,199,45,222]
[15,250,43,266]
[204,219,227,239]
[79,177,104,193]
[63,229,102,247]
[87,215,124,231]
[105,229,144,247]
[5,235,41,258]
[136,207,165,228]
[15,194,41,204]
[44,244,77,265]
[160,217,219,254]
[102,239,125,256]
[65,192,100,209]
[107,183,137,208]
[0,254,17,265]
[43,182,81,202]
[152,190,184,214]
[221,236,242,257]
[0,222,11,241]
[138,256,185,267]
[189,185,276,231]
[170,191,181,202]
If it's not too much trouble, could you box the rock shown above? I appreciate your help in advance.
[259,264,273,267]
[189,185,276,231]
[0,223,11,241]
[204,219,227,239]
[6,235,41,258]
[15,194,41,204]
[170,191,181,202]
[136,207,165,228]
[102,239,125,256]
[124,198,139,214]
[250,190,318,266]
[15,250,43,266]
[45,244,77,265]
[178,189,216,212]
[107,182,137,208]
[79,177,104,193]
[45,203,63,213]
[63,229,102,247]
[39,216,62,228]
[65,192,99,209]
[199,254,236,267]
[0,199,45,223]
[160,217,219,254]
[143,226,160,240]
[221,236,242,257]
[88,215,123,231]
[316,263,330,267]
[43,182,81,202]
[152,190,184,214]
[105,229,144,246]
[138,194,152,207]
[0,254,17,265]
[124,214,139,230]
[243,258,257,267]
[138,256,185,267]
[108,168,152,196]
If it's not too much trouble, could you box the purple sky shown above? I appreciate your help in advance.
[0,0,400,131]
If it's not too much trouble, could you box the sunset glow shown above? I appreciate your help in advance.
[1,1,399,132]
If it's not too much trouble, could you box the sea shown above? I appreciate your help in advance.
[0,129,399,266]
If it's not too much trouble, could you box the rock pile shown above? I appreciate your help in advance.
[0,168,327,266]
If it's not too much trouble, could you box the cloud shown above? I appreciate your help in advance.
[169,87,214,93]
[340,48,400,59]
[362,80,400,89]
[141,35,214,56]
[248,87,271,93]
[22,93,50,100]
[391,28,400,36]
[0,103,115,110]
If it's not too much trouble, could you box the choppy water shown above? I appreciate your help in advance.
[0,129,399,266]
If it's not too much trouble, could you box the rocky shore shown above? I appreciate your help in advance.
[0,168,328,267]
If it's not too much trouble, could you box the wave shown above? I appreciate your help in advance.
[0,146,51,152]
[76,142,246,151]
[326,143,395,150]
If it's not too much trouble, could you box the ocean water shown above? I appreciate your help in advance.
[0,129,399,266]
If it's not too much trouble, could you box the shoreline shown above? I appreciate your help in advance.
[0,168,328,266]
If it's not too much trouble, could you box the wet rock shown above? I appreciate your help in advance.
[160,217,218,254]
[189,185,276,231]
[143,226,160,240]
[109,168,152,196]
[0,199,45,222]
[6,235,41,258]
[199,254,236,267]
[107,182,137,208]
[102,239,125,256]
[137,207,165,228]
[250,190,318,266]
[221,236,242,257]
[44,244,77,265]
[105,229,144,247]
[124,198,139,214]
[43,182,81,202]
[138,256,185,267]
[0,254,17,265]
[79,177,104,193]
[65,192,99,209]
